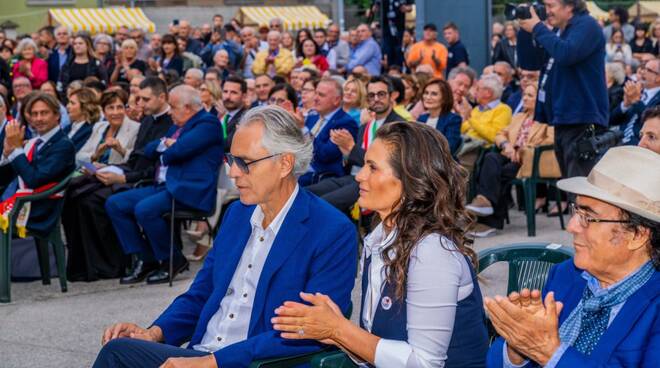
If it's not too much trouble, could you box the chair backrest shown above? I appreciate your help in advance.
[478,243,574,294]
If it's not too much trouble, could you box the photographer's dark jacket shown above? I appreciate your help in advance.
[517,10,608,127]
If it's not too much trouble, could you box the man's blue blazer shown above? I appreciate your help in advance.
[304,109,358,178]
[62,122,93,153]
[152,188,357,367]
[144,109,223,213]
[0,129,75,236]
[487,259,660,367]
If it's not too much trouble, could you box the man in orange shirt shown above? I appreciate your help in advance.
[406,23,448,79]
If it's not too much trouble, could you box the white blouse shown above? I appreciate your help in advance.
[360,223,475,368]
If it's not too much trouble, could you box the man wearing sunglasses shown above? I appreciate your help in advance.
[610,58,660,145]
[485,145,660,368]
[95,106,357,368]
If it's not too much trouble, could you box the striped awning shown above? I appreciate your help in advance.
[49,7,156,35]
[238,6,331,32]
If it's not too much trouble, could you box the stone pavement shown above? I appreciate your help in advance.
[0,209,572,368]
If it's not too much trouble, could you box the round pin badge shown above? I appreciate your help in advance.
[381,296,392,311]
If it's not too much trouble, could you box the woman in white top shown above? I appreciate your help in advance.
[272,122,489,367]
[605,29,633,66]
[77,89,139,165]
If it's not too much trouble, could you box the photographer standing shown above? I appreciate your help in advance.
[517,0,608,183]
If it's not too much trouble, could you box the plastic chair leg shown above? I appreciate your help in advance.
[523,179,536,237]
[0,231,11,303]
[35,237,51,285]
[50,227,68,293]
[554,185,565,230]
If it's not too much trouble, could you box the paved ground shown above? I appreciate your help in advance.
[0,209,572,368]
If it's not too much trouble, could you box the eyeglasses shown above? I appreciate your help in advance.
[569,203,632,228]
[226,153,281,174]
[367,91,389,100]
[642,66,660,75]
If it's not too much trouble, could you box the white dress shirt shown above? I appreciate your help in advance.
[67,120,86,139]
[194,185,300,353]
[360,223,474,368]
[620,86,660,112]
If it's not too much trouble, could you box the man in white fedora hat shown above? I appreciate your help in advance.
[484,145,660,367]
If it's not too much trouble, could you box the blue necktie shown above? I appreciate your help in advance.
[572,287,611,355]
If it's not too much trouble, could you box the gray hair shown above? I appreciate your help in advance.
[55,26,71,37]
[185,68,204,81]
[93,33,114,49]
[606,62,626,85]
[267,30,282,40]
[170,85,203,111]
[448,65,478,84]
[16,38,38,55]
[319,77,344,100]
[494,61,514,76]
[239,105,313,177]
[480,74,504,99]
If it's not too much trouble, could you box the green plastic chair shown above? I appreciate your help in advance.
[510,145,565,237]
[0,171,75,303]
[478,242,574,342]
[310,350,357,368]
[248,304,353,368]
[478,242,574,294]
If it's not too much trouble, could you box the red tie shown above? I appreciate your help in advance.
[27,139,42,162]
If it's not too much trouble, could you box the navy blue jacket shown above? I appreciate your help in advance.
[47,46,72,83]
[361,253,488,367]
[488,260,660,367]
[304,109,358,178]
[610,92,660,145]
[143,110,223,213]
[0,129,75,236]
[418,112,463,155]
[152,189,357,367]
[517,11,609,127]
[63,122,94,153]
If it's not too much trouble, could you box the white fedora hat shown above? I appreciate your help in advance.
[557,146,660,223]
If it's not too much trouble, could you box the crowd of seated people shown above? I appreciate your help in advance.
[0,5,659,367]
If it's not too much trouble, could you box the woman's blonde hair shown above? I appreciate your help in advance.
[343,78,367,109]
[70,87,101,123]
[202,80,222,102]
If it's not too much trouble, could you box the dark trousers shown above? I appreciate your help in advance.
[93,338,209,368]
[381,25,404,68]
[306,175,359,212]
[62,185,130,281]
[476,152,520,229]
[104,185,182,262]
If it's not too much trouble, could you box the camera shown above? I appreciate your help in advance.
[577,129,623,161]
[504,2,547,21]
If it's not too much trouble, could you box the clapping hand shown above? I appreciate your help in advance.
[431,49,441,69]
[484,291,563,366]
[623,80,642,108]
[2,120,25,157]
[330,129,355,156]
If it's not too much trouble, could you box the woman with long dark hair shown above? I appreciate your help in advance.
[272,122,489,367]
[158,34,184,78]
[296,38,328,73]
[418,78,462,155]
[59,34,107,92]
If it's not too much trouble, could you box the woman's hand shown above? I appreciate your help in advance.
[272,292,346,345]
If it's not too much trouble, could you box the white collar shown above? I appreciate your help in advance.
[644,86,660,99]
[153,105,171,119]
[35,125,60,144]
[364,222,397,254]
[250,184,299,234]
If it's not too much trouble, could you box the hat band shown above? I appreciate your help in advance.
[587,170,660,215]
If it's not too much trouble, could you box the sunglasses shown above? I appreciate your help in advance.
[226,153,281,174]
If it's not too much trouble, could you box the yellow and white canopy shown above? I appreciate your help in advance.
[237,6,331,32]
[49,7,156,35]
